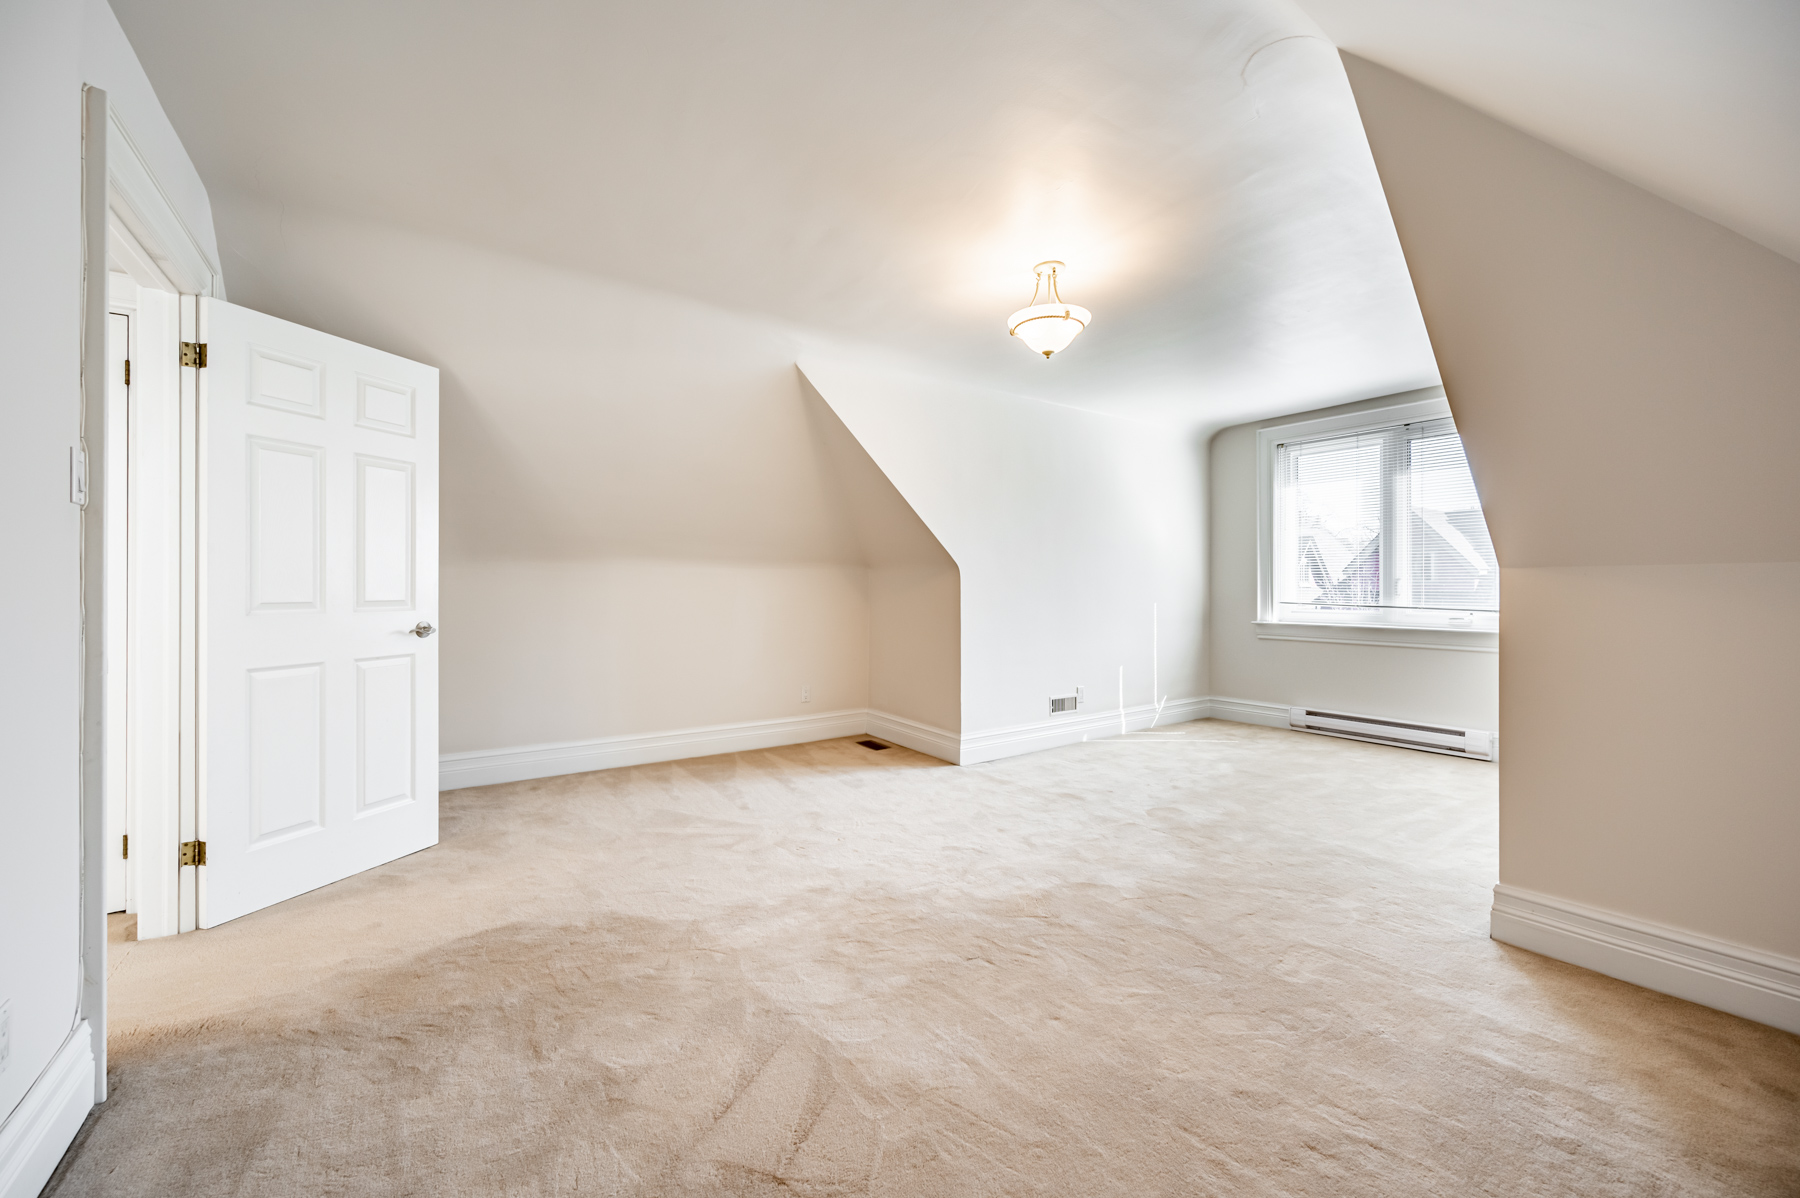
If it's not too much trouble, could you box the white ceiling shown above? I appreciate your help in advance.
[109,0,1440,428]
[1295,0,1800,264]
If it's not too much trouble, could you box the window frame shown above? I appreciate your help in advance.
[1254,391,1498,653]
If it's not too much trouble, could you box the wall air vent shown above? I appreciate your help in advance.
[1049,695,1078,714]
[1288,707,1494,761]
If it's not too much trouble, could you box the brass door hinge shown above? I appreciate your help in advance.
[180,839,207,867]
[180,341,207,368]
[123,359,131,386]
[122,833,129,860]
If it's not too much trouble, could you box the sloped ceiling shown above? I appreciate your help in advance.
[1296,0,1800,264]
[108,0,1438,428]
[1341,52,1800,570]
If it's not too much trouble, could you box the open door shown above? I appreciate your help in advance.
[193,298,438,928]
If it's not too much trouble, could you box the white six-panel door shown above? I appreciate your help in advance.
[197,298,438,928]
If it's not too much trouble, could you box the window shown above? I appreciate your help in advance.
[1257,395,1499,640]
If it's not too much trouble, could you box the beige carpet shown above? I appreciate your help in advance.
[52,720,1799,1196]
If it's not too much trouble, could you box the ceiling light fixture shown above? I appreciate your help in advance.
[1007,261,1090,359]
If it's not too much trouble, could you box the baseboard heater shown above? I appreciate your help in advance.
[1288,707,1495,760]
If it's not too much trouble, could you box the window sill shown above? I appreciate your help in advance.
[1253,621,1498,653]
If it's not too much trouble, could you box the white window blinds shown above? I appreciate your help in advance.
[1274,417,1497,624]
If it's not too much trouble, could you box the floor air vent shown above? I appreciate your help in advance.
[1288,708,1494,760]
[857,739,890,751]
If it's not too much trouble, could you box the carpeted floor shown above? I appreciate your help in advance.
[52,720,1800,1196]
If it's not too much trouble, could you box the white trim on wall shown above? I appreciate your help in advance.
[1491,884,1800,1035]
[0,1025,94,1198]
[865,710,962,763]
[440,698,1230,789]
[93,99,206,947]
[105,109,223,298]
[1253,622,1498,653]
[439,709,876,789]
[439,694,1509,792]
[959,697,1211,765]
[1200,696,1292,728]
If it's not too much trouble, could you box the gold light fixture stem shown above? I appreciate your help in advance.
[1028,261,1066,308]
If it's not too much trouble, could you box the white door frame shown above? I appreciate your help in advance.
[106,105,226,299]
[109,106,224,939]
[103,301,129,916]
[99,108,224,942]
[106,223,185,939]
[80,81,110,1112]
[79,88,229,1102]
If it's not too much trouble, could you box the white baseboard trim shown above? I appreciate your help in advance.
[958,697,1210,766]
[1491,884,1800,1035]
[1199,696,1291,729]
[864,710,961,763]
[439,709,871,790]
[439,699,1229,788]
[0,1023,94,1198]
[1152,696,1213,728]
[443,694,1456,788]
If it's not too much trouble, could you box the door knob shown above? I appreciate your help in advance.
[409,622,436,638]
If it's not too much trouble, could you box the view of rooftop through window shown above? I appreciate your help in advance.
[1275,417,1498,625]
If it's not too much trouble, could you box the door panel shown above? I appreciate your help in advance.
[357,456,413,607]
[198,298,438,928]
[356,655,415,814]
[248,438,324,610]
[356,375,415,435]
[246,662,325,843]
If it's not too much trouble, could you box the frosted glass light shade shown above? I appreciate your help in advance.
[1007,302,1091,357]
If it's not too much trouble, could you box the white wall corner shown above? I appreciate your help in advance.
[1199,696,1292,729]
[1490,885,1800,1035]
[864,710,961,764]
[0,1024,94,1198]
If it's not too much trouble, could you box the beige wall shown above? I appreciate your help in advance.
[440,560,871,753]
[217,201,888,759]
[806,385,960,734]
[1209,398,1499,732]
[866,565,960,733]
[1500,563,1800,953]
[1344,53,1800,959]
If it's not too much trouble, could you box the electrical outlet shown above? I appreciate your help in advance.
[800,686,811,704]
[0,1000,10,1077]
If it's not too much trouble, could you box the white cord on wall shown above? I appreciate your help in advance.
[1149,602,1168,729]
